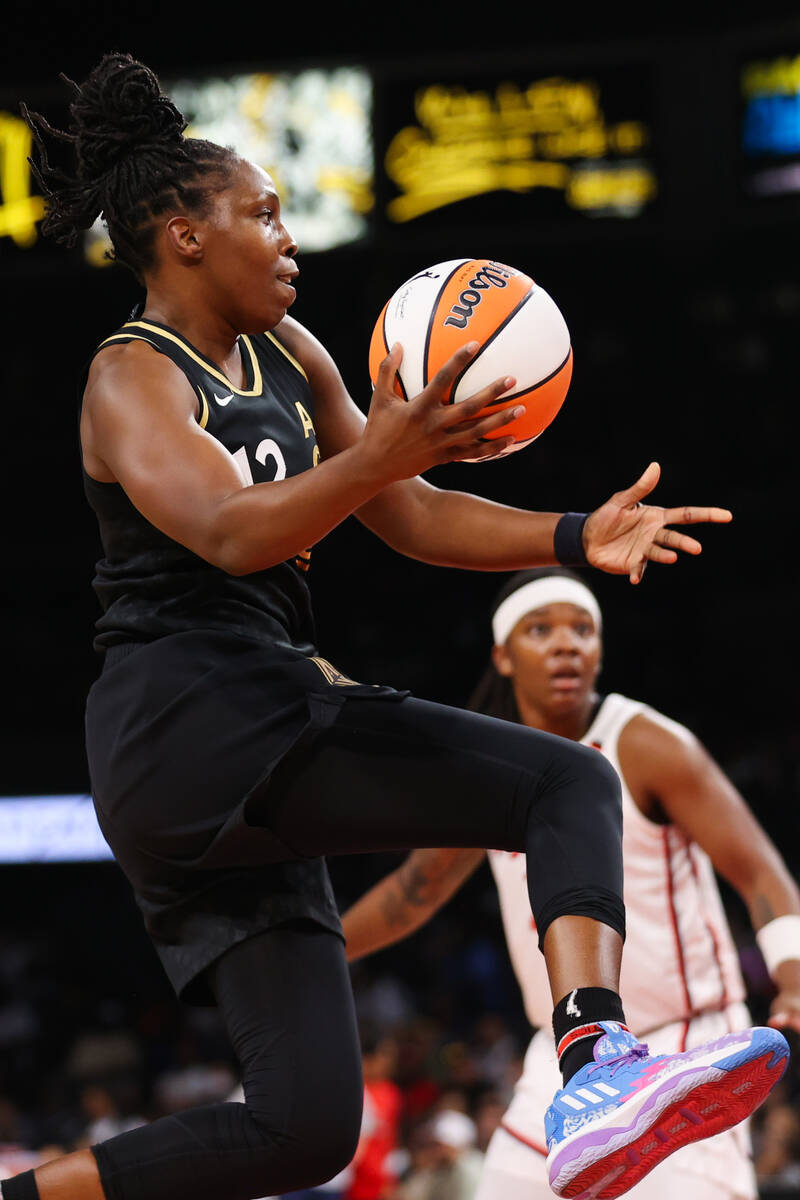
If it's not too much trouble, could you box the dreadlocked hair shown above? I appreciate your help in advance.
[21,52,238,279]
[468,567,594,722]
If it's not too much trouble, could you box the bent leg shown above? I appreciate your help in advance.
[265,694,625,1078]
[265,694,624,951]
[26,925,362,1200]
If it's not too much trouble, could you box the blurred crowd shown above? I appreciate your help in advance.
[1,839,799,1199]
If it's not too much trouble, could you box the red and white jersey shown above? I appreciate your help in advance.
[489,693,746,1036]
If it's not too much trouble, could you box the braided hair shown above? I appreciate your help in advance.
[468,567,596,721]
[22,52,238,280]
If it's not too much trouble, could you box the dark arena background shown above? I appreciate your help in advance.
[2,7,799,1196]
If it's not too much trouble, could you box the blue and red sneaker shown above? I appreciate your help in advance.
[545,1021,789,1198]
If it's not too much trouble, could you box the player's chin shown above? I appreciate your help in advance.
[272,286,297,318]
[547,688,588,715]
[245,299,293,334]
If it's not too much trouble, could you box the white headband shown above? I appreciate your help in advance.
[492,577,602,646]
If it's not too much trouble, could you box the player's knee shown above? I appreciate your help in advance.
[283,1109,361,1189]
[538,737,621,818]
[584,746,622,816]
[246,1079,362,1189]
[304,1115,361,1187]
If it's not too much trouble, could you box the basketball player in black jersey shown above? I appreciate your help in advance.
[13,53,787,1200]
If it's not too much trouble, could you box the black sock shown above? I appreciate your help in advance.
[1,1171,40,1200]
[552,987,628,1084]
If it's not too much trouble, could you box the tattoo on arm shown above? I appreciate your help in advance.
[398,861,432,907]
[380,861,435,929]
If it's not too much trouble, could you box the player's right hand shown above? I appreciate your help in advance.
[583,463,733,584]
[361,342,523,479]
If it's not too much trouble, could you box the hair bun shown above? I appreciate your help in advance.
[71,52,187,181]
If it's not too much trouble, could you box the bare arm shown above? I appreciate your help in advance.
[619,714,800,1030]
[279,318,733,581]
[280,318,563,568]
[341,847,487,962]
[80,334,516,576]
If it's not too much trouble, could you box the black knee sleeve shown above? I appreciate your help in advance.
[522,739,625,946]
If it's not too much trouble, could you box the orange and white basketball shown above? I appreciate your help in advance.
[368,258,573,458]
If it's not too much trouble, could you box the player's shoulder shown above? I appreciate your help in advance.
[85,335,195,418]
[90,334,159,374]
[618,700,700,767]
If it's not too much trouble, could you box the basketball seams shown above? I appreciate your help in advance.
[428,263,531,397]
[382,262,470,400]
[452,284,571,403]
[454,288,533,398]
[448,287,535,404]
[369,257,573,455]
[423,260,471,390]
[469,350,573,451]
[383,300,408,401]
[480,347,573,409]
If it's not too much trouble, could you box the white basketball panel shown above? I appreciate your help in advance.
[453,286,571,403]
[383,259,470,399]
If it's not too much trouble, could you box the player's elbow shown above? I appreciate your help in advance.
[214,541,279,576]
[201,529,273,576]
[201,507,281,575]
[218,550,256,577]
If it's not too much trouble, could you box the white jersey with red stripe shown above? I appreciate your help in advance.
[483,693,756,1200]
[489,692,747,1037]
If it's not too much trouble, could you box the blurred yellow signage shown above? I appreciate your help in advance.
[0,113,46,246]
[385,78,656,221]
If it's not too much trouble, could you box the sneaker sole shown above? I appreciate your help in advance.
[548,1036,788,1199]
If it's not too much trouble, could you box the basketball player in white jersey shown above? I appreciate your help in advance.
[341,569,800,1200]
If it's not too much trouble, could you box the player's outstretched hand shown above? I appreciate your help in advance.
[583,462,732,584]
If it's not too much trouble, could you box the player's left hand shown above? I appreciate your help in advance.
[582,462,733,584]
[768,991,800,1034]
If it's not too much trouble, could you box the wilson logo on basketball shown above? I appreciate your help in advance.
[369,256,573,458]
[443,261,516,329]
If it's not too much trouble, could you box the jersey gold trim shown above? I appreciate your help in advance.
[97,332,162,352]
[96,334,214,429]
[265,331,309,380]
[123,321,264,396]
[309,657,360,686]
[197,386,210,430]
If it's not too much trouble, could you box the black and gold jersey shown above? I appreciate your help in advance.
[83,318,320,653]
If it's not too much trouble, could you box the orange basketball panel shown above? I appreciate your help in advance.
[480,349,573,442]
[368,299,390,383]
[426,260,533,395]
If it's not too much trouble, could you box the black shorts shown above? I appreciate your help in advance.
[86,629,406,1004]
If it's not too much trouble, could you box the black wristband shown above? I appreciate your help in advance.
[554,512,589,566]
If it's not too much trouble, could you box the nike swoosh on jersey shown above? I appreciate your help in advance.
[214,392,235,406]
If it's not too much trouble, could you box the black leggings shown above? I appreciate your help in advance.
[93,923,363,1200]
[93,693,623,1200]
[266,694,624,940]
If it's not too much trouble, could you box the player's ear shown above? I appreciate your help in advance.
[164,215,204,261]
[492,643,514,677]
